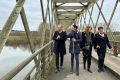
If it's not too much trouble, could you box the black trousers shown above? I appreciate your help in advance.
[97,51,106,70]
[55,52,64,70]
[83,50,92,69]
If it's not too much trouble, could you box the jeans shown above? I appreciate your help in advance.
[97,51,106,70]
[55,52,64,70]
[71,53,79,74]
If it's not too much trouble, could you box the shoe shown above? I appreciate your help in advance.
[76,72,79,76]
[84,66,86,70]
[60,66,64,70]
[101,68,105,72]
[70,68,73,73]
[98,69,102,72]
[84,64,86,70]
[87,69,93,73]
[55,69,59,73]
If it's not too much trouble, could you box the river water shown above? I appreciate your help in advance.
[0,46,35,79]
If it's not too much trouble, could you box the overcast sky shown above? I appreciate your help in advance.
[0,0,120,31]
[0,0,46,31]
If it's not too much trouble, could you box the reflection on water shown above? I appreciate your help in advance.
[0,46,35,79]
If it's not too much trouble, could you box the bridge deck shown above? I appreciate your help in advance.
[49,44,119,80]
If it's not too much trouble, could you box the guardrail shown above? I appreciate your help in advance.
[0,41,54,80]
[109,40,120,56]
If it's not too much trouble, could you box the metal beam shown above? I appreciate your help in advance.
[20,8,35,54]
[0,0,25,53]
[57,6,85,10]
[95,2,117,40]
[88,10,95,27]
[40,0,45,22]
[57,3,66,7]
[82,3,92,13]
[59,20,75,29]
[58,18,76,20]
[79,17,83,31]
[39,0,50,78]
[0,41,53,80]
[54,3,59,25]
[58,15,76,19]
[57,11,81,14]
[88,6,94,25]
[53,0,96,3]
[20,7,38,64]
[94,0,104,30]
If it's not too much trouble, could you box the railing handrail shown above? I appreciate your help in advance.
[0,40,53,80]
[109,40,120,43]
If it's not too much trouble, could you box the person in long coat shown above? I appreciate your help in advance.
[67,25,82,76]
[81,26,94,73]
[94,26,113,72]
[53,25,67,73]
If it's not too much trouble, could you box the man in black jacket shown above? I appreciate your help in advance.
[94,26,113,72]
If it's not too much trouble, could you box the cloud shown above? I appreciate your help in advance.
[0,0,45,31]
[0,0,120,31]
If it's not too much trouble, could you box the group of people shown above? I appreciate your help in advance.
[53,24,113,76]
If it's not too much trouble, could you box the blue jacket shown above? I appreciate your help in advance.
[68,31,82,54]
[53,31,67,54]
[94,33,112,53]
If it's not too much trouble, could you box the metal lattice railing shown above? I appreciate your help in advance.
[0,0,57,80]
[76,0,120,57]
[0,41,53,80]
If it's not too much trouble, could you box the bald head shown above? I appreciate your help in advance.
[57,25,63,32]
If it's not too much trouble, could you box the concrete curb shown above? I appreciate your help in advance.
[92,54,120,80]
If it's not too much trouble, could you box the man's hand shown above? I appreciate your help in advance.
[72,38,76,42]
[56,35,60,39]
[96,45,100,48]
[110,48,114,52]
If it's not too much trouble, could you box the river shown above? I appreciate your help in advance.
[0,46,35,79]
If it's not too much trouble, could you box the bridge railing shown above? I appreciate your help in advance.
[108,40,120,56]
[0,0,57,79]
[0,41,53,80]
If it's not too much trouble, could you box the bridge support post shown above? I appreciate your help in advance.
[94,0,104,33]
[113,42,118,56]
[19,4,38,63]
[0,0,25,53]
[39,0,52,79]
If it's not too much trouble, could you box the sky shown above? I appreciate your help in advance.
[0,0,120,31]
[0,0,47,31]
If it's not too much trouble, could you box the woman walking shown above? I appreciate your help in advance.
[82,26,94,73]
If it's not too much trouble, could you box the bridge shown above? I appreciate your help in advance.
[0,0,120,80]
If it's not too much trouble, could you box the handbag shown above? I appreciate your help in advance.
[83,45,90,51]
[83,45,90,56]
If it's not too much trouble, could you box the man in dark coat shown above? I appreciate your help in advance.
[94,26,113,72]
[53,25,67,73]
[67,25,82,76]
